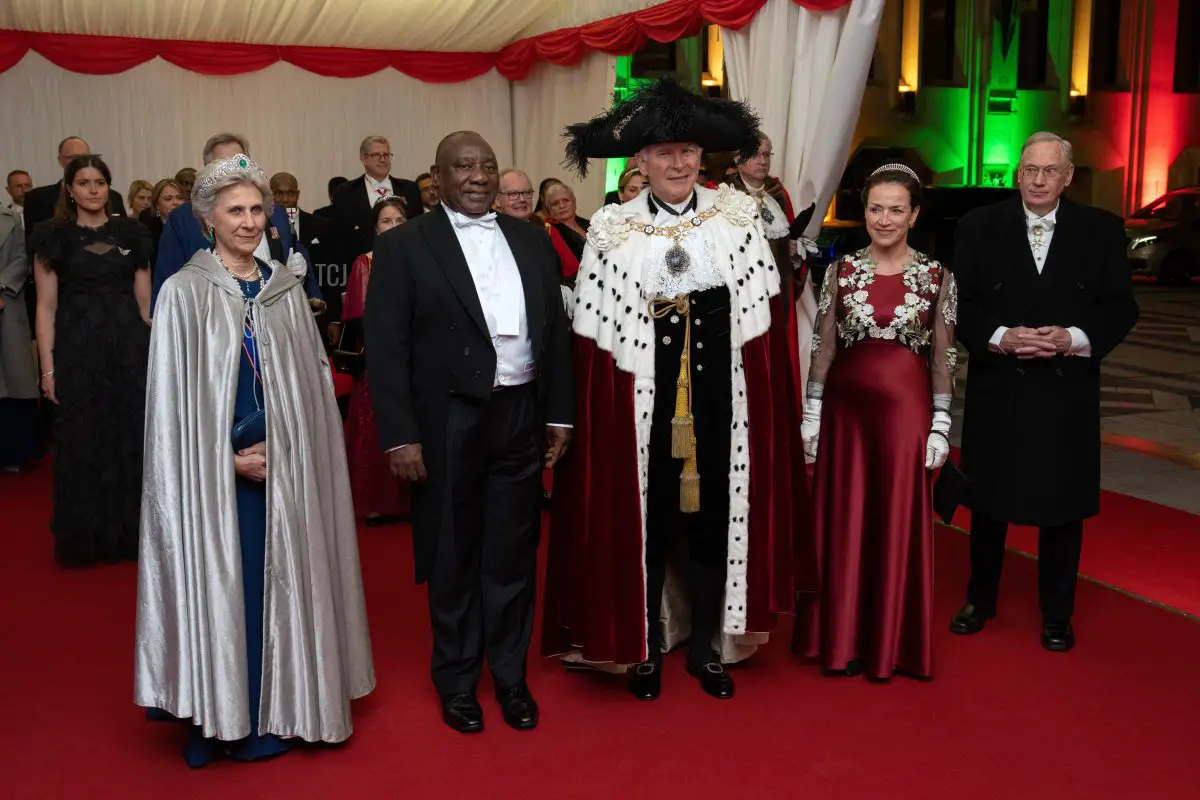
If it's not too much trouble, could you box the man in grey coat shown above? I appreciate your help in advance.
[0,205,41,469]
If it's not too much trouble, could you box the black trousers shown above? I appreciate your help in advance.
[966,509,1084,623]
[643,504,729,670]
[426,383,542,696]
[644,286,733,669]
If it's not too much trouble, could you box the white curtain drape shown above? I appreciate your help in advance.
[723,0,885,385]
[0,52,513,212]
[511,51,616,215]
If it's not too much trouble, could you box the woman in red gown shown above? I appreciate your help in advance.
[792,165,957,680]
[342,196,410,526]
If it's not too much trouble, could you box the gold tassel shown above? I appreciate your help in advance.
[670,354,694,459]
[648,294,700,513]
[680,451,700,513]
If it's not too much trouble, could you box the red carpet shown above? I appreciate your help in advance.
[949,491,1200,618]
[3,462,1200,799]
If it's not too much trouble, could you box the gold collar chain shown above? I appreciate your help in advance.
[636,207,720,242]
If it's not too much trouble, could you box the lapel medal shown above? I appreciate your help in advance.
[760,200,775,226]
[270,226,280,240]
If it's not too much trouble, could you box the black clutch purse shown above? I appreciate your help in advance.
[933,460,971,525]
[332,318,366,380]
[231,410,267,452]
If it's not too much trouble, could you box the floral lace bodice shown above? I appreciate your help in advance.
[809,248,959,397]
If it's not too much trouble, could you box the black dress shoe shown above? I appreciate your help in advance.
[440,692,483,734]
[1041,621,1076,652]
[687,661,735,699]
[627,661,661,701]
[495,683,538,730]
[949,603,995,635]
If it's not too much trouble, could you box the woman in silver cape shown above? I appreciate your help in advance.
[134,155,374,759]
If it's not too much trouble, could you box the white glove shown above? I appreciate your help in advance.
[285,249,309,279]
[560,284,574,319]
[801,397,822,459]
[925,409,952,470]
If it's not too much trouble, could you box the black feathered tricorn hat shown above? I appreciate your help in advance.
[564,76,762,178]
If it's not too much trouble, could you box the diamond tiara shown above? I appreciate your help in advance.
[871,162,920,182]
[196,154,266,199]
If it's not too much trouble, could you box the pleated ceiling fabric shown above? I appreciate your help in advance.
[0,0,853,81]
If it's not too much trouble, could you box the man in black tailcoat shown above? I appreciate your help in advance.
[950,132,1138,651]
[331,135,424,268]
[364,131,572,734]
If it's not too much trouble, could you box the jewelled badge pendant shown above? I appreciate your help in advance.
[1031,224,1045,253]
[665,241,691,275]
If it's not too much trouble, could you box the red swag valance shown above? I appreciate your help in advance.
[0,0,852,83]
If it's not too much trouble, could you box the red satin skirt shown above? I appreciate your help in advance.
[345,373,410,518]
[793,340,934,679]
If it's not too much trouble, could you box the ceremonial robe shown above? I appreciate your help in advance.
[543,185,811,666]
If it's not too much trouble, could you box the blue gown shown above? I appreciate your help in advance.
[159,259,291,767]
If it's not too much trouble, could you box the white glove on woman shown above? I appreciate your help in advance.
[801,397,822,459]
[925,409,952,470]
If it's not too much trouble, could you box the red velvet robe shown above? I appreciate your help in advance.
[542,185,813,665]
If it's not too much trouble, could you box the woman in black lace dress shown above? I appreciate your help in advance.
[32,155,152,566]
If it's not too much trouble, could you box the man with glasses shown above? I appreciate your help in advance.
[492,169,536,221]
[718,134,817,319]
[331,136,424,267]
[950,131,1138,652]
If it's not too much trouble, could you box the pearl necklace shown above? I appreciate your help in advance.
[213,250,262,285]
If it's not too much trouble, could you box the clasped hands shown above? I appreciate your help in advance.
[992,326,1072,359]
[234,441,267,482]
[388,427,573,482]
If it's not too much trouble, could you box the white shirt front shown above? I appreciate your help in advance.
[9,203,22,231]
[443,203,534,388]
[1025,202,1057,273]
[365,174,393,207]
[988,201,1090,356]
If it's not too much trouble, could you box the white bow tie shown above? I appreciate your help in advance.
[1029,218,1055,233]
[449,210,497,230]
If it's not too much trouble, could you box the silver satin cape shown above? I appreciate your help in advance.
[135,250,375,743]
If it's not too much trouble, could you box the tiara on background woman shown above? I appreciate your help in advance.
[871,163,920,181]
[196,154,266,198]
